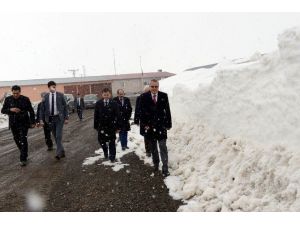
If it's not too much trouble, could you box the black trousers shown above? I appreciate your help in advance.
[11,126,29,162]
[77,107,83,120]
[144,136,151,154]
[98,133,116,160]
[43,122,53,148]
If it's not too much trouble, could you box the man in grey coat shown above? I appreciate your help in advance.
[39,81,69,160]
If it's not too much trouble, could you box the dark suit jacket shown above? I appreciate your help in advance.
[134,95,141,125]
[1,95,35,129]
[140,91,172,140]
[113,97,132,131]
[39,92,69,123]
[94,99,121,141]
[74,97,85,110]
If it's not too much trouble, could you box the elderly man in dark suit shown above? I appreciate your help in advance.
[140,79,172,177]
[74,93,85,121]
[39,81,69,160]
[1,85,35,166]
[113,89,132,150]
[94,88,121,162]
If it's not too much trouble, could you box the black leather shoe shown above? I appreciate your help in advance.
[162,171,170,177]
[55,155,60,160]
[20,161,27,167]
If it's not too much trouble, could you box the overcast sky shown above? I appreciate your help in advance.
[1,12,300,81]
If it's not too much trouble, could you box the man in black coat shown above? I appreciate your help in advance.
[74,93,85,121]
[113,89,132,150]
[140,79,172,177]
[94,88,121,162]
[36,92,53,151]
[1,85,35,166]
[134,85,151,157]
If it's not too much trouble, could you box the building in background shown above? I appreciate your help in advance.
[0,71,175,103]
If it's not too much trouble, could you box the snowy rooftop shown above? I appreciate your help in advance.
[0,71,175,87]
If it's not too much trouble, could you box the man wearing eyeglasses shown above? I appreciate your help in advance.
[140,79,172,177]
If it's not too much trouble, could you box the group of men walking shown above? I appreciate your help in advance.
[1,79,172,177]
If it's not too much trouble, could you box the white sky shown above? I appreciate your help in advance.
[1,12,300,81]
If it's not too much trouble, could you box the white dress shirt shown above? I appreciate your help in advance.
[49,92,58,115]
[77,97,81,107]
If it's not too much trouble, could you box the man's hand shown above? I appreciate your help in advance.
[39,120,44,127]
[10,108,21,113]
[30,123,36,128]
[145,126,150,130]
[64,119,69,125]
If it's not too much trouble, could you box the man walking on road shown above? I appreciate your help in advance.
[94,88,121,163]
[39,81,69,160]
[140,79,172,177]
[113,89,132,150]
[74,93,85,121]
[1,85,35,166]
[36,92,53,151]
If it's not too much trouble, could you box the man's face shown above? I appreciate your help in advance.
[102,91,111,100]
[12,90,21,99]
[118,90,125,98]
[150,81,159,94]
[49,85,56,93]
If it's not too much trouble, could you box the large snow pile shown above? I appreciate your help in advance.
[160,27,300,211]
[0,103,8,129]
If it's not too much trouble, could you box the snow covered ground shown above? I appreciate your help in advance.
[82,138,135,172]
[158,26,300,211]
[0,103,8,129]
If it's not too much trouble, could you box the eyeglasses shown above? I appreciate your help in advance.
[150,86,159,88]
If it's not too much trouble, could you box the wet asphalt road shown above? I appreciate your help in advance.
[0,110,182,211]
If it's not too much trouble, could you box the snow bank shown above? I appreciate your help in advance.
[160,26,300,211]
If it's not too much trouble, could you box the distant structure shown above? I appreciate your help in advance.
[0,71,175,102]
[68,69,79,77]
[184,63,218,71]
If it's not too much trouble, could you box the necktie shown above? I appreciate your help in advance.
[152,94,157,104]
[105,101,108,106]
[51,93,55,115]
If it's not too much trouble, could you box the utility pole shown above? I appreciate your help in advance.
[140,56,144,92]
[82,65,86,77]
[113,48,117,76]
[68,69,79,77]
